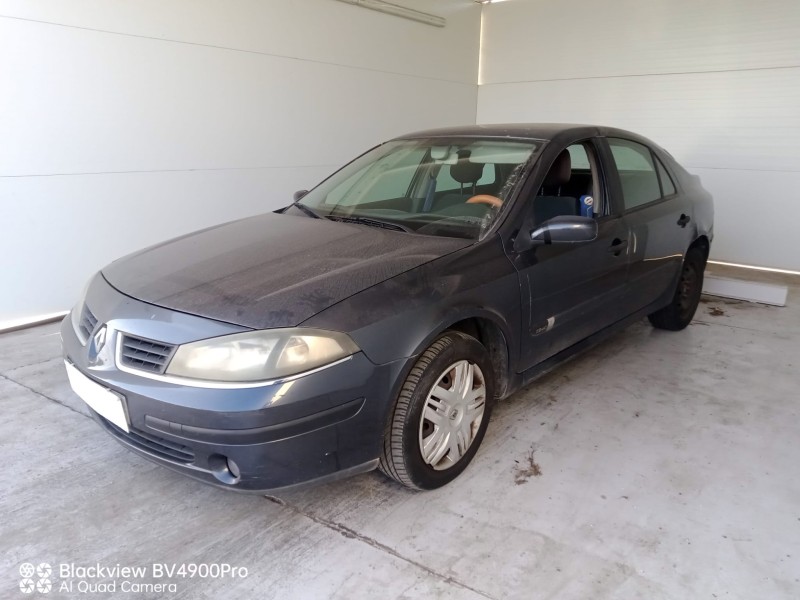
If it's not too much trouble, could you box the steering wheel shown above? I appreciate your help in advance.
[466,194,503,209]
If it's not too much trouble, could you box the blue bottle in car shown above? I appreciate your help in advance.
[579,195,594,218]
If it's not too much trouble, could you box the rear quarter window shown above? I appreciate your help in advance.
[655,157,676,196]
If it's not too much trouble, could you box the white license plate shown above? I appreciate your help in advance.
[65,361,130,432]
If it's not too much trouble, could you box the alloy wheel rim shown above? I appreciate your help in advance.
[418,360,486,471]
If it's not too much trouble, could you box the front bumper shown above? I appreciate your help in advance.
[61,275,406,492]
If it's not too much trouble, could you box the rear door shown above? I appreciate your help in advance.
[603,138,694,309]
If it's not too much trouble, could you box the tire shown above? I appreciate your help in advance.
[379,331,495,490]
[648,246,706,331]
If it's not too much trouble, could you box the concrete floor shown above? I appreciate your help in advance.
[2,267,799,599]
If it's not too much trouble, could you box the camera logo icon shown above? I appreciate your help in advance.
[18,562,52,594]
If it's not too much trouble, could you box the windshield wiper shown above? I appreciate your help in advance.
[326,215,410,233]
[288,201,321,219]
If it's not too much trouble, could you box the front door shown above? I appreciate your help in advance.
[510,140,632,372]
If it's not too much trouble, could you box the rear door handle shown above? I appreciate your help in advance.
[677,213,691,228]
[607,238,628,255]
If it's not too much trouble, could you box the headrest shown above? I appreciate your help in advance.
[450,150,485,185]
[543,150,571,187]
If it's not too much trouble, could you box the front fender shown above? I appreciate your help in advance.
[301,236,521,368]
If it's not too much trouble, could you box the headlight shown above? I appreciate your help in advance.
[165,328,360,382]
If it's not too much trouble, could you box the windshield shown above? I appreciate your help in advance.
[298,137,541,240]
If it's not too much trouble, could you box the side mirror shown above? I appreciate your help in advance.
[530,215,598,246]
[293,190,309,202]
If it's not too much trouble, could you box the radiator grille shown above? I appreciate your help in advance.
[119,334,176,374]
[78,306,98,342]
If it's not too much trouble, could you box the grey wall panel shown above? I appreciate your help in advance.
[480,0,800,84]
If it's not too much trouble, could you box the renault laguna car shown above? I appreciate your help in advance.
[62,124,713,492]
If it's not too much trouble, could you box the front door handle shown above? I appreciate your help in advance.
[677,213,691,228]
[607,238,628,255]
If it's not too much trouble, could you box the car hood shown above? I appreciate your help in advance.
[102,211,471,329]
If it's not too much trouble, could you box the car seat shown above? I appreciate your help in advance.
[430,150,486,212]
[533,150,578,225]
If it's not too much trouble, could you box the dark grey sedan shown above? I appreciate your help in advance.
[62,124,713,492]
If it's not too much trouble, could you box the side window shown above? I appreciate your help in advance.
[567,144,590,169]
[608,138,661,210]
[531,140,602,226]
[655,156,676,196]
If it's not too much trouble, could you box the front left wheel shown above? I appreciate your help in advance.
[379,332,495,490]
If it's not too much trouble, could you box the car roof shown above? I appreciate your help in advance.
[394,123,647,143]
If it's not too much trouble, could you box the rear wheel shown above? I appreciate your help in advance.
[379,332,494,490]
[648,246,706,331]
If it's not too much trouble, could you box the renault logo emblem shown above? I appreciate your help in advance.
[88,325,108,365]
[93,326,107,353]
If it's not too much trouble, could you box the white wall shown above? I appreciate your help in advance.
[478,0,800,272]
[0,0,480,327]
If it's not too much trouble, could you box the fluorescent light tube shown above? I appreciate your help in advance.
[334,0,446,27]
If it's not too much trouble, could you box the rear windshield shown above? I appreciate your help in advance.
[299,138,541,240]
